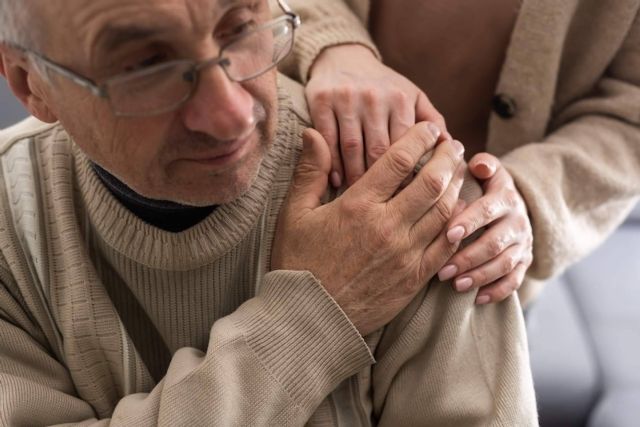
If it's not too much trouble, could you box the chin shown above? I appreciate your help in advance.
[154,144,266,207]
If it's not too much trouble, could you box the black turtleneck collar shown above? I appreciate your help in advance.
[92,163,216,233]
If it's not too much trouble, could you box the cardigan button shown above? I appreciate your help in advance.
[492,94,518,119]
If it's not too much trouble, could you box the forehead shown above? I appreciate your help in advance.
[42,0,262,56]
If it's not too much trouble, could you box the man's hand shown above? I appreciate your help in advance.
[437,153,533,304]
[306,44,450,189]
[272,123,465,336]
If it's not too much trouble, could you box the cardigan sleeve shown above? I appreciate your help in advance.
[500,9,640,303]
[272,0,379,84]
[0,268,373,426]
[370,262,538,425]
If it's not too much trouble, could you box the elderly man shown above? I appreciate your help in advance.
[0,0,536,425]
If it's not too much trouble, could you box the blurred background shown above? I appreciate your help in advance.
[1,78,28,126]
[1,77,639,427]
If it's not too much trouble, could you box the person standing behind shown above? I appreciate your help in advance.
[279,0,640,306]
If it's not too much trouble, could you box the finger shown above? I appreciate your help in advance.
[352,121,442,202]
[475,262,528,305]
[440,217,520,279]
[410,161,465,244]
[419,223,461,285]
[389,91,415,144]
[415,91,449,141]
[334,100,366,186]
[445,188,516,244]
[451,244,524,292]
[468,152,499,180]
[362,102,392,169]
[286,129,332,215]
[309,100,343,188]
[391,138,465,224]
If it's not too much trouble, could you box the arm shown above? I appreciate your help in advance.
[0,266,373,426]
[372,275,538,425]
[498,10,640,303]
[273,0,448,188]
[275,0,528,304]
[271,0,379,84]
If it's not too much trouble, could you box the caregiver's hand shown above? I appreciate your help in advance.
[306,44,450,188]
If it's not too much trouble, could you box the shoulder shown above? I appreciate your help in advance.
[0,117,59,155]
[277,73,312,128]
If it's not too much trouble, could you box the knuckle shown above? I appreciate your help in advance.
[421,171,447,199]
[362,88,380,106]
[487,238,504,258]
[502,254,517,274]
[336,87,355,104]
[376,219,397,246]
[458,252,474,271]
[341,138,363,153]
[481,199,498,220]
[386,148,416,177]
[368,144,389,161]
[312,90,333,106]
[516,215,530,231]
[391,90,409,106]
[340,197,368,220]
[474,269,489,287]
[504,188,520,208]
[434,196,455,224]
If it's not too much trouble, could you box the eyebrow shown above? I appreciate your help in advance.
[97,25,166,52]
[96,0,248,52]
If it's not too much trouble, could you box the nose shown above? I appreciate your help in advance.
[180,64,255,141]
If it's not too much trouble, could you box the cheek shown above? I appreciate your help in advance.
[55,92,173,184]
[248,70,279,138]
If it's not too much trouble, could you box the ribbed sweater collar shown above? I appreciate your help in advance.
[74,87,296,271]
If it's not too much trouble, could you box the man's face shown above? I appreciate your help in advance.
[34,0,278,206]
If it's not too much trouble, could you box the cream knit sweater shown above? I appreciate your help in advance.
[279,0,640,304]
[0,76,537,426]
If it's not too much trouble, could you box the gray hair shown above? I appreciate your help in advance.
[0,0,34,48]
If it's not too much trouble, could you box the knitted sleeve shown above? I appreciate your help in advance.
[0,269,373,426]
[500,8,640,304]
[272,0,379,84]
[365,179,538,425]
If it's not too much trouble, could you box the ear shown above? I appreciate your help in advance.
[0,45,58,123]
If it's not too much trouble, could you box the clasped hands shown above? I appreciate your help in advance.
[288,44,533,306]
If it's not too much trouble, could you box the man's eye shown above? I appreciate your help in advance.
[124,53,168,72]
[218,20,256,40]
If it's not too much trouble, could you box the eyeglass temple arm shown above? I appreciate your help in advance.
[7,43,105,98]
[276,0,301,27]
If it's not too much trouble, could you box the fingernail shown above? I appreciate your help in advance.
[427,123,441,140]
[330,171,342,188]
[438,264,458,281]
[447,226,466,243]
[476,162,495,176]
[455,277,473,292]
[476,295,491,305]
[452,140,465,158]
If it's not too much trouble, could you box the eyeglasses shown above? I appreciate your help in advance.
[18,0,300,117]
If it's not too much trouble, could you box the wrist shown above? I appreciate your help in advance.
[310,43,379,78]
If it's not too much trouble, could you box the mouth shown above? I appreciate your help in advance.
[184,128,257,169]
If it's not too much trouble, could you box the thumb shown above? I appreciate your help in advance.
[287,128,332,212]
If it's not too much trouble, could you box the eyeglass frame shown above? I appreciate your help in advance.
[9,0,301,117]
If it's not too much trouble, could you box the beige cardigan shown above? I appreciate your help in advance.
[280,0,640,304]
